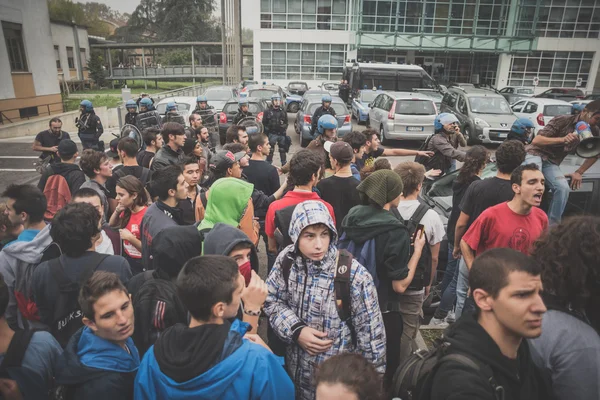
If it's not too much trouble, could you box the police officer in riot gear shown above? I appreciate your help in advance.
[162,102,186,125]
[507,117,536,145]
[135,97,163,131]
[125,100,138,127]
[311,94,336,136]
[233,97,253,124]
[76,99,104,151]
[263,93,290,165]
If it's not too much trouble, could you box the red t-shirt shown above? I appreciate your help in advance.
[462,202,548,256]
[121,206,148,258]
[265,191,336,237]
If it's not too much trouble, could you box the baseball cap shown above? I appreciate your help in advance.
[57,139,78,158]
[106,138,120,158]
[324,141,353,162]
[439,113,459,125]
[209,150,246,172]
[182,137,198,156]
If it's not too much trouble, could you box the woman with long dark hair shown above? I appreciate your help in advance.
[426,145,488,328]
[109,175,149,275]
[529,216,600,400]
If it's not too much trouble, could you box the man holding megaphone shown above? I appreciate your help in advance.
[524,100,600,225]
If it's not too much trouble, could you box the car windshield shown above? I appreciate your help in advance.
[468,96,512,114]
[204,90,234,101]
[156,102,191,114]
[223,102,263,114]
[544,105,572,117]
[517,88,534,94]
[360,91,379,103]
[289,83,307,90]
[308,103,347,115]
[395,100,436,115]
[249,89,277,99]
[585,94,600,100]
[323,83,339,90]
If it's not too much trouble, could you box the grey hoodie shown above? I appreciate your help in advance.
[203,223,259,273]
[0,225,52,329]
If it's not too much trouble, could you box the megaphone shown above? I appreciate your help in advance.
[575,121,600,158]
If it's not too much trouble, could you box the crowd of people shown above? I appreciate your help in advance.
[0,95,598,400]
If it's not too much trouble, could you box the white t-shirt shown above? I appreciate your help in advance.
[397,200,445,246]
[95,230,114,255]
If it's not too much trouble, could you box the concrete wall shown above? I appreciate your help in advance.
[0,106,119,139]
[51,22,89,81]
[0,0,60,99]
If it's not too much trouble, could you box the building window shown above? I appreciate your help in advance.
[261,42,346,80]
[508,51,595,88]
[2,21,28,72]
[66,47,75,69]
[54,46,61,69]
[260,0,348,30]
[518,1,600,39]
[19,106,38,119]
[80,49,87,69]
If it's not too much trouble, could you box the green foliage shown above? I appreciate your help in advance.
[156,49,193,65]
[48,0,126,37]
[64,95,121,112]
[88,50,107,88]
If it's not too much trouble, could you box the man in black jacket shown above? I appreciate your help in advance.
[151,122,185,171]
[37,139,85,195]
[263,94,289,165]
[233,98,253,124]
[427,248,552,400]
[310,94,336,135]
[77,100,104,151]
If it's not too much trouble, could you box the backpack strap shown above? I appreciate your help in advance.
[438,353,505,400]
[200,191,208,209]
[50,253,110,289]
[410,202,430,226]
[281,253,294,289]
[0,328,35,377]
[334,250,353,322]
[139,168,150,185]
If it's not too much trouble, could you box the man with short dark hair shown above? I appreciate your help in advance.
[225,125,249,145]
[151,122,186,171]
[72,188,120,255]
[37,139,85,195]
[134,255,294,399]
[453,139,527,318]
[0,185,51,329]
[31,203,132,346]
[0,274,62,399]
[0,203,22,251]
[32,117,71,164]
[186,112,203,139]
[427,248,551,400]
[265,149,335,254]
[141,165,188,270]
[80,149,113,222]
[56,271,139,399]
[179,157,203,225]
[342,130,367,180]
[358,129,433,170]
[137,128,163,169]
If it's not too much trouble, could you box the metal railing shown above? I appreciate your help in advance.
[109,65,253,79]
[0,101,65,125]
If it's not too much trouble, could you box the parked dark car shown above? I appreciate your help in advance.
[535,88,585,102]
[286,81,309,96]
[246,85,285,107]
[218,97,268,143]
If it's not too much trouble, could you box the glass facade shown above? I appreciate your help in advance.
[261,42,346,80]
[360,0,510,36]
[517,0,600,39]
[260,0,348,30]
[508,51,595,88]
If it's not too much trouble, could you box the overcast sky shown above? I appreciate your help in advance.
[76,0,254,27]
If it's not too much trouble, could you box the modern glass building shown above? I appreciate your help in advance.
[250,0,600,93]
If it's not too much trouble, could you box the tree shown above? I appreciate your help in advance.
[47,0,122,37]
[88,50,107,88]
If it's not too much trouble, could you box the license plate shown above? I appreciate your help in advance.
[407,126,424,132]
[498,133,507,138]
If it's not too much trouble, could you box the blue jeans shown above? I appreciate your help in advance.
[524,154,570,225]
[455,257,469,319]
[434,244,459,319]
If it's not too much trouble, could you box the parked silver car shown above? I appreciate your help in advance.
[498,86,534,104]
[368,92,437,144]
[440,87,517,145]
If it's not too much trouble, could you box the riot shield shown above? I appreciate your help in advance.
[238,116,264,135]
[120,124,143,150]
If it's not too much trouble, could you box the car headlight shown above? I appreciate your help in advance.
[474,118,490,128]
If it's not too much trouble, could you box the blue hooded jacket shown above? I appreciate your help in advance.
[56,327,140,400]
[134,319,295,400]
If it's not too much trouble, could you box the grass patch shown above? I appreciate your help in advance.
[64,95,122,112]
[420,329,444,350]
[72,79,222,95]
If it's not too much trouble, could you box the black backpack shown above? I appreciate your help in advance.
[113,166,151,186]
[394,203,433,290]
[273,204,297,252]
[414,134,434,166]
[49,253,109,348]
[392,341,504,400]
[132,276,188,356]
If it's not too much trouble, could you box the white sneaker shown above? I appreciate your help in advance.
[446,311,456,324]
[421,317,449,330]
